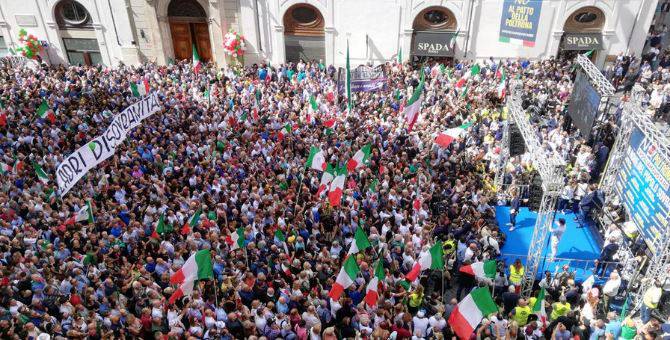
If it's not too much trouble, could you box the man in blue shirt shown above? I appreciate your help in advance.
[605,312,622,339]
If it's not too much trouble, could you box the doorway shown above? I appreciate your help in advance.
[283,4,325,63]
[168,0,211,62]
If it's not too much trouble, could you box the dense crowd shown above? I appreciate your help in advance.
[0,55,665,340]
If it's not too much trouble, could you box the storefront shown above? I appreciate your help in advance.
[410,6,458,64]
[557,6,605,62]
[411,31,456,64]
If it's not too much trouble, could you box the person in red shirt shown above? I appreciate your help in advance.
[391,320,412,339]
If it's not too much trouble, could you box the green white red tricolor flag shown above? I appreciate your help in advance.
[306,146,327,171]
[181,209,201,235]
[130,79,150,97]
[403,69,425,132]
[226,227,245,250]
[448,287,498,339]
[435,122,473,147]
[459,260,497,280]
[192,44,202,73]
[65,200,94,225]
[327,166,347,207]
[532,287,548,327]
[455,64,481,88]
[36,99,55,124]
[33,162,49,184]
[405,243,444,281]
[328,255,360,300]
[497,67,507,99]
[365,259,386,306]
[346,144,371,172]
[317,164,335,197]
[347,227,371,255]
[169,249,213,303]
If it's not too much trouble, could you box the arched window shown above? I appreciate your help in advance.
[168,0,207,19]
[283,4,324,36]
[413,6,457,31]
[564,6,606,33]
[56,0,92,29]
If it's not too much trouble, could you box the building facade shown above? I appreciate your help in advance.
[0,0,659,68]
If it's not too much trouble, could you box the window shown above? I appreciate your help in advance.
[63,38,101,65]
[574,12,598,23]
[424,10,448,25]
[56,0,92,28]
[292,6,318,24]
[0,37,8,58]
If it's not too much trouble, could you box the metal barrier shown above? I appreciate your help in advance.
[498,252,620,279]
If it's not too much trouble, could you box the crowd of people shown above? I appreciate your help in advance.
[0,54,664,339]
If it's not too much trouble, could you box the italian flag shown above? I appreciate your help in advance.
[192,44,202,73]
[435,122,473,147]
[328,255,360,300]
[66,201,94,225]
[497,67,507,99]
[317,164,335,197]
[0,162,10,175]
[181,209,201,235]
[226,227,245,250]
[151,213,166,239]
[277,124,292,141]
[448,287,498,339]
[13,159,24,173]
[309,94,319,114]
[323,118,336,135]
[532,287,548,327]
[405,243,444,281]
[403,70,425,132]
[365,259,386,306]
[36,99,55,124]
[347,227,371,255]
[346,144,371,172]
[32,162,49,184]
[169,249,213,303]
[327,166,347,207]
[130,79,150,97]
[455,64,481,88]
[459,260,497,280]
[306,146,327,171]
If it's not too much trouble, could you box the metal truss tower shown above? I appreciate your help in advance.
[506,80,565,298]
[600,100,670,309]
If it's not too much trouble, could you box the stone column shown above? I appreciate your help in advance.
[324,26,335,66]
[156,15,173,64]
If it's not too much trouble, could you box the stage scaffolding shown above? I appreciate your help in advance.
[502,80,564,298]
[498,54,615,298]
[599,97,670,310]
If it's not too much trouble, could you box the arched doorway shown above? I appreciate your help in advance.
[283,4,325,63]
[168,0,212,62]
[558,6,605,62]
[411,6,458,65]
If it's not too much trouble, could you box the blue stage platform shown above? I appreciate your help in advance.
[495,206,602,282]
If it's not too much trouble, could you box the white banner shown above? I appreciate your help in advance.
[56,93,162,196]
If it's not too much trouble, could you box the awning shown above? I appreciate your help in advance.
[561,33,604,51]
[411,31,456,57]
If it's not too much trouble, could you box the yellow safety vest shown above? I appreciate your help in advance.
[550,302,571,320]
[443,240,456,255]
[514,306,532,326]
[510,265,524,284]
[409,292,424,307]
[643,287,662,309]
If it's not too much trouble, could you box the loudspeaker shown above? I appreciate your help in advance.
[509,123,526,157]
[527,171,543,211]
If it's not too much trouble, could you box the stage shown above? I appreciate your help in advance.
[495,206,602,282]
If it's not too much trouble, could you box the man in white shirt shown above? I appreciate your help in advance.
[602,271,621,311]
[412,310,430,338]
[548,218,566,261]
